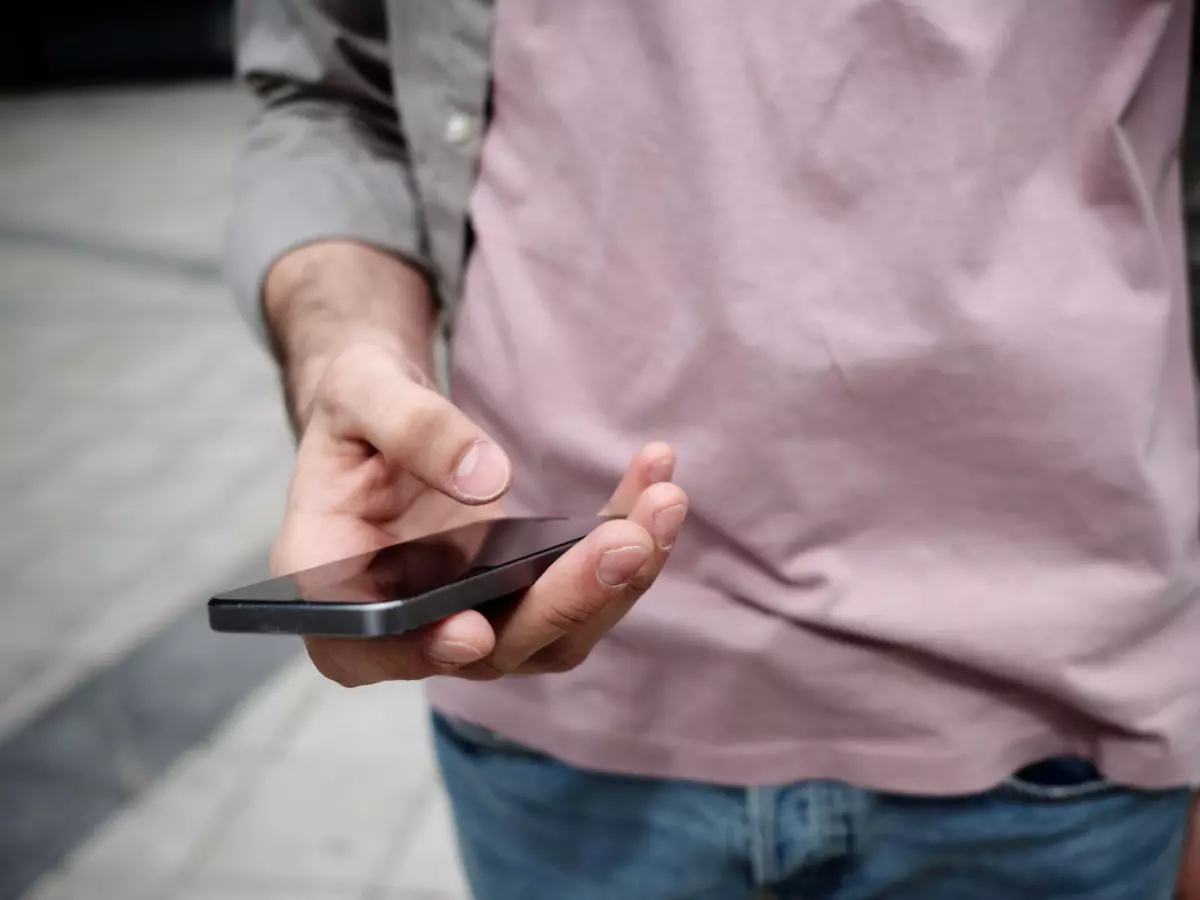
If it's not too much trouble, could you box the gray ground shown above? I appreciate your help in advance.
[0,82,467,900]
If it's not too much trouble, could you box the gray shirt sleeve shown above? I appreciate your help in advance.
[223,0,429,341]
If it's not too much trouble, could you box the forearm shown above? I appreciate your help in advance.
[226,1,432,400]
[263,240,437,433]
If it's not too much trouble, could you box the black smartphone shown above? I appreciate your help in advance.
[208,516,604,638]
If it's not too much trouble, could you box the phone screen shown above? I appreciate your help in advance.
[213,516,602,607]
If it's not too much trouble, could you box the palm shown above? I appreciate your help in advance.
[272,438,499,577]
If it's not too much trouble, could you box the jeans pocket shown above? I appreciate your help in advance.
[433,711,548,760]
[1001,756,1118,801]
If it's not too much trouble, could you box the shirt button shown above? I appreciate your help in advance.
[444,112,477,146]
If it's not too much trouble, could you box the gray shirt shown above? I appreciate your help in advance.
[227,0,491,336]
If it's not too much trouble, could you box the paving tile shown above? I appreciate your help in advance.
[0,325,93,381]
[0,582,102,649]
[168,879,365,900]
[0,529,190,653]
[176,499,287,580]
[0,81,318,899]
[0,79,368,900]
[21,869,153,900]
[0,653,92,741]
[10,657,320,899]
[52,521,280,673]
[0,267,228,327]
[97,332,235,402]
[191,757,429,890]
[34,750,252,900]
[205,660,323,757]
[87,468,276,543]
[0,601,297,899]
[4,525,165,597]
[0,650,50,708]
[0,769,122,900]
[0,418,82,491]
[88,480,241,539]
[282,678,434,770]
[0,608,290,788]
[170,435,288,485]
[54,562,222,667]
[377,788,471,899]
[25,437,175,506]
[0,84,253,258]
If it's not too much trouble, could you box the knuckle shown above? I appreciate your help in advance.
[542,646,591,673]
[309,653,360,688]
[470,665,506,682]
[381,662,426,683]
[538,597,602,635]
[454,664,504,682]
[328,671,360,689]
[627,564,660,594]
[317,343,414,427]
[365,644,426,683]
[305,638,372,688]
[595,519,645,546]
[317,344,376,407]
[472,656,513,679]
[395,389,446,450]
[643,480,686,507]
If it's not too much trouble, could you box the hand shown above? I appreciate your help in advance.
[271,336,688,685]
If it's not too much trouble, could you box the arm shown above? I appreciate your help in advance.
[225,0,433,429]
[225,0,688,682]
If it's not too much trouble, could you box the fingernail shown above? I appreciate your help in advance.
[597,545,651,588]
[452,441,511,501]
[427,637,485,666]
[647,455,675,484]
[651,503,687,550]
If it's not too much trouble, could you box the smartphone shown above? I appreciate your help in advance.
[208,516,604,638]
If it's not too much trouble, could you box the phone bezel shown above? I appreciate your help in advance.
[207,518,597,638]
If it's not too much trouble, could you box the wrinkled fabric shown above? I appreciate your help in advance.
[225,0,493,338]
[428,0,1200,792]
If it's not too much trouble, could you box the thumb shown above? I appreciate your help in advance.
[601,443,676,516]
[311,343,512,504]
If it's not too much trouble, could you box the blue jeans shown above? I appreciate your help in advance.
[433,713,1190,900]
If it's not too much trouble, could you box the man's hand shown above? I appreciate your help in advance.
[264,242,688,686]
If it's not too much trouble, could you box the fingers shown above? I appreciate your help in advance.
[522,481,687,674]
[296,480,689,688]
[461,518,652,675]
[464,481,689,676]
[303,608,496,686]
[289,425,687,688]
[602,442,675,516]
[312,343,512,504]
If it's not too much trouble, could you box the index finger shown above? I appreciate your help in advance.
[602,442,676,516]
[313,344,512,504]
[474,518,656,673]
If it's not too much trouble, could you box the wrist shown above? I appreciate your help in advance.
[263,240,436,431]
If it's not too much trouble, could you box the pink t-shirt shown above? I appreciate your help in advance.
[427,0,1200,792]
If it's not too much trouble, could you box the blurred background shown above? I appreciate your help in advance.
[0,6,469,900]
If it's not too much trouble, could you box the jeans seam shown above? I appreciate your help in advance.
[747,785,778,888]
